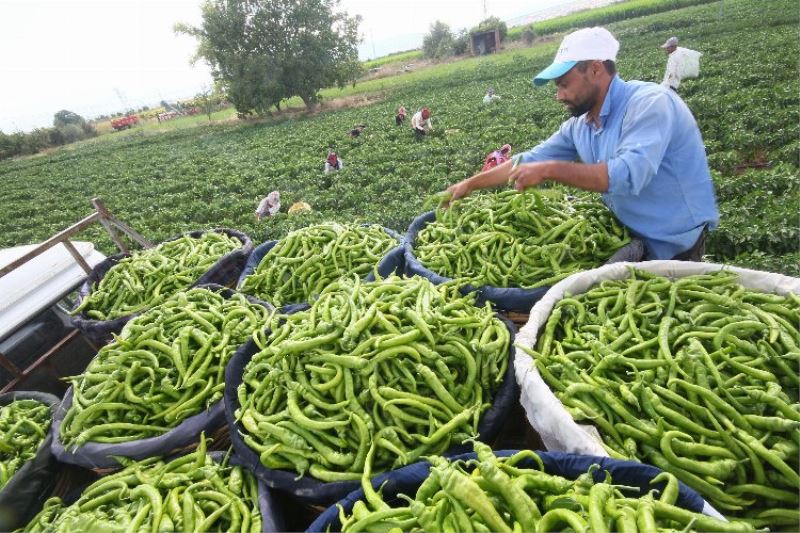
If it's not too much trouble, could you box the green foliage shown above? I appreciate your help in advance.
[362,49,423,70]
[728,250,800,278]
[471,16,507,42]
[53,110,86,129]
[0,0,797,279]
[0,111,96,160]
[708,164,800,259]
[521,26,535,46]
[422,21,455,59]
[452,29,470,56]
[507,0,718,40]
[176,0,362,112]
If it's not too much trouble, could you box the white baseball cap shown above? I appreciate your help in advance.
[533,27,620,86]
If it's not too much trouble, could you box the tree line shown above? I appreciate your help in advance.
[0,110,97,161]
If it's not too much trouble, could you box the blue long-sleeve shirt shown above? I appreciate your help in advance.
[520,75,719,259]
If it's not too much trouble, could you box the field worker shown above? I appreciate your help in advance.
[324,151,344,174]
[411,107,433,137]
[445,27,718,261]
[255,191,281,221]
[349,124,366,138]
[395,105,407,126]
[660,36,702,92]
[483,87,501,105]
[481,143,513,171]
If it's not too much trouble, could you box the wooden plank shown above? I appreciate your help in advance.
[0,212,101,278]
[106,216,152,249]
[62,240,93,274]
[0,329,82,393]
[91,198,129,254]
[0,351,22,379]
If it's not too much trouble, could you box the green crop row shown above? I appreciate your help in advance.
[0,0,796,277]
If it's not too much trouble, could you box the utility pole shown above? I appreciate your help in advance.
[483,0,487,18]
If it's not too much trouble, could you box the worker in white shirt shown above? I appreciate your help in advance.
[411,107,432,137]
[660,36,702,92]
[483,87,501,105]
[255,191,281,221]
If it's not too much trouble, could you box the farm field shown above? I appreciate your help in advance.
[0,0,797,275]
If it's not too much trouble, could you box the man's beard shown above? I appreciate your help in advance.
[566,99,593,117]
[564,85,599,117]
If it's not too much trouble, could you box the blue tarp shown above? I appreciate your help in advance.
[307,450,706,532]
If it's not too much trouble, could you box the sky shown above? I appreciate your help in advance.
[0,0,589,132]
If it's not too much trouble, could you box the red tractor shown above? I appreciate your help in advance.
[110,115,139,131]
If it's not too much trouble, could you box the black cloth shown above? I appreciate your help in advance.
[395,114,405,125]
[670,225,708,261]
[414,127,426,137]
[0,391,60,531]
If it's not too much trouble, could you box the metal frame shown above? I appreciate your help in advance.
[0,198,151,393]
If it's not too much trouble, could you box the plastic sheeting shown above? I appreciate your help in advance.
[223,315,520,506]
[307,449,712,532]
[514,260,800,519]
[70,228,253,345]
[404,211,645,312]
[0,391,60,531]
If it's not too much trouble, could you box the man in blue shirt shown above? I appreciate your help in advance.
[446,27,718,261]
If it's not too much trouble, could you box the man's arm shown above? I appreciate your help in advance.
[447,159,515,202]
[513,92,674,196]
[510,161,609,192]
[446,121,579,202]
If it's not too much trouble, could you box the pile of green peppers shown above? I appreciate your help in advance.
[236,275,510,481]
[415,190,630,289]
[0,399,51,489]
[74,231,242,320]
[338,441,756,533]
[522,269,800,528]
[23,439,262,533]
[240,223,399,307]
[61,288,270,448]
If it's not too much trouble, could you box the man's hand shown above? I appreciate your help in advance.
[508,161,550,191]
[444,180,472,207]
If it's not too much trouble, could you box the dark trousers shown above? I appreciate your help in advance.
[396,114,405,126]
[414,127,426,137]
[670,226,708,262]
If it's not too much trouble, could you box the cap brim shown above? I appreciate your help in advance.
[533,61,577,86]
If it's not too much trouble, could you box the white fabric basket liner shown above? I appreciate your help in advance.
[514,260,800,520]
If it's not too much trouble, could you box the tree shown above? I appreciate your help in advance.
[472,16,507,42]
[53,110,86,129]
[176,0,362,113]
[422,21,455,59]
[522,26,536,46]
[452,29,470,56]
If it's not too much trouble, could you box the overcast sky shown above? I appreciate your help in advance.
[0,0,587,132]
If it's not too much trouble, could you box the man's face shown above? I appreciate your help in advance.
[554,65,600,118]
[664,45,677,55]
